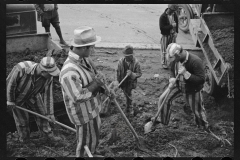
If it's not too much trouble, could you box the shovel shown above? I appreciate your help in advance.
[102,73,130,105]
[102,83,149,152]
[14,106,95,156]
[144,73,180,134]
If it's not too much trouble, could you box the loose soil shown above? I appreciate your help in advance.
[204,14,234,95]
[6,47,234,157]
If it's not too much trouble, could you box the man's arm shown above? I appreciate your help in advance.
[133,61,142,79]
[42,77,54,115]
[60,71,92,103]
[185,59,205,85]
[6,66,23,105]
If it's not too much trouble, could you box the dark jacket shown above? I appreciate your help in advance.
[159,8,178,35]
[171,53,205,93]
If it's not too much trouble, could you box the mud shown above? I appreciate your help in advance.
[6,48,234,157]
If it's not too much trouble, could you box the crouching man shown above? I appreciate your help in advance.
[158,43,209,131]
[7,57,62,143]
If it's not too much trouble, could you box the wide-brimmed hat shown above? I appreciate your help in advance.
[39,57,60,76]
[168,4,178,11]
[122,45,134,56]
[71,26,101,47]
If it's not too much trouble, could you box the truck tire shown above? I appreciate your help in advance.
[203,65,219,97]
[177,4,194,33]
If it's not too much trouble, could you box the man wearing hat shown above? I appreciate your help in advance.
[116,45,142,116]
[156,43,209,131]
[7,57,62,143]
[159,4,179,69]
[59,26,114,157]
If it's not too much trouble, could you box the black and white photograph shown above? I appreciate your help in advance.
[5,3,235,158]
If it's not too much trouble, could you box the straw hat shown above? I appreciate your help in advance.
[70,26,101,47]
[122,45,134,56]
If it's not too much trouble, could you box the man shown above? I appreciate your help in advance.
[117,45,142,116]
[59,26,114,157]
[159,4,179,69]
[34,4,68,46]
[157,43,209,131]
[7,57,61,143]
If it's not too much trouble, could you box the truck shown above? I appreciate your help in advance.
[6,4,73,132]
[176,4,234,99]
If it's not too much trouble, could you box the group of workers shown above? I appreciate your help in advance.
[6,4,210,157]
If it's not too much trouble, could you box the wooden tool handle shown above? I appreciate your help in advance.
[15,106,76,133]
[84,145,93,157]
[103,84,140,142]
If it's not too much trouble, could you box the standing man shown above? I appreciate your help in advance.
[117,45,142,116]
[159,4,179,69]
[59,26,114,157]
[34,4,68,46]
[7,57,61,143]
[158,43,209,131]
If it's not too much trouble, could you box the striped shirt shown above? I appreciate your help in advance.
[59,50,102,125]
[6,61,54,114]
[117,57,142,89]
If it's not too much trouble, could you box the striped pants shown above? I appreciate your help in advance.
[76,115,101,157]
[160,33,176,68]
[12,98,52,141]
[159,87,209,128]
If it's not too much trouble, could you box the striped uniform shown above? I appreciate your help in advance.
[159,53,209,129]
[117,57,142,108]
[59,50,102,157]
[6,61,53,141]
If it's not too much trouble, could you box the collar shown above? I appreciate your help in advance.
[68,49,84,63]
[183,51,189,64]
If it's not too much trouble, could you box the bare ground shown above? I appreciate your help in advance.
[6,48,234,157]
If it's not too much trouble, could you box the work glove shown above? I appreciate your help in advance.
[169,77,176,88]
[86,80,102,96]
[95,72,106,86]
[178,66,191,79]
[46,114,56,124]
[108,89,116,100]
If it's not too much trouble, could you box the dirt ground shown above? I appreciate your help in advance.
[6,47,234,157]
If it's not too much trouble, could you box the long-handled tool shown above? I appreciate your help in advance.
[14,106,96,156]
[15,105,76,132]
[144,73,180,134]
[102,83,149,152]
[84,145,93,157]
[102,73,130,105]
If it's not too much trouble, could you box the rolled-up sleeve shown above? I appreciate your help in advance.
[60,71,92,103]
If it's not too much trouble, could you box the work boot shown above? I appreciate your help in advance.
[44,132,62,142]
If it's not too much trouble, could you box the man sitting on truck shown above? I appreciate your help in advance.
[34,4,68,46]
[7,57,62,143]
[159,4,179,69]
[157,43,209,132]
